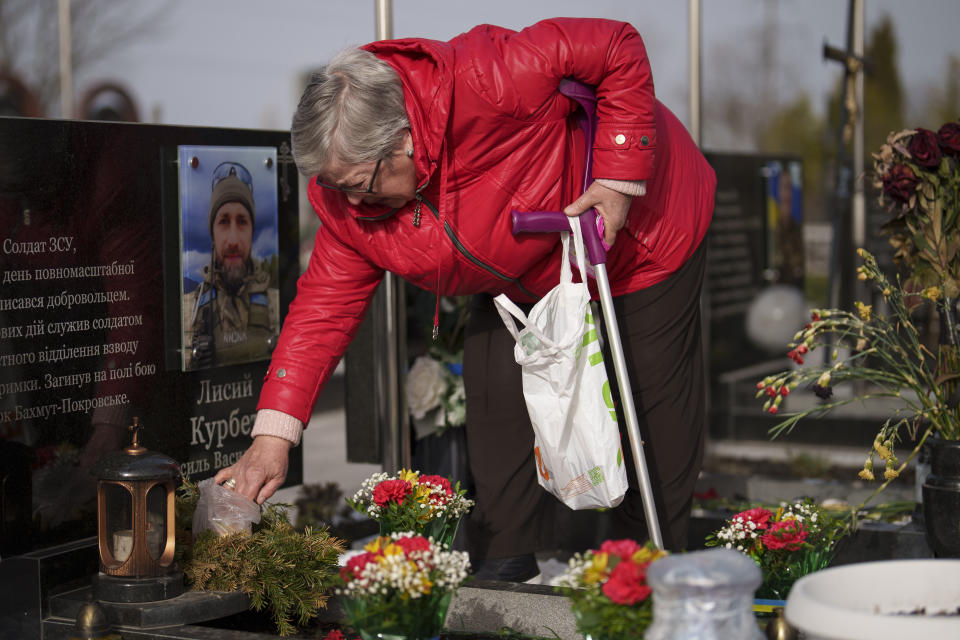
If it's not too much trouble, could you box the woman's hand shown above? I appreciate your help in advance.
[214,435,291,504]
[563,180,633,246]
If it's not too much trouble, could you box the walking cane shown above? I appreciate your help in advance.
[511,79,665,549]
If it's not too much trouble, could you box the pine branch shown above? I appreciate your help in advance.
[176,486,345,636]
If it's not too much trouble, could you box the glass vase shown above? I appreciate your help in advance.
[341,590,451,640]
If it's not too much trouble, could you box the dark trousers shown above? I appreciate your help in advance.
[463,241,707,559]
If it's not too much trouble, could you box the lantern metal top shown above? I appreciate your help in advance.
[71,598,112,639]
[90,418,179,482]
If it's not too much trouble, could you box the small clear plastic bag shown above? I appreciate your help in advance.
[192,477,261,538]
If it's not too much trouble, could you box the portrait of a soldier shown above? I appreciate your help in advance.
[183,161,278,370]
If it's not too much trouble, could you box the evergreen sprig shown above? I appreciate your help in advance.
[176,482,344,636]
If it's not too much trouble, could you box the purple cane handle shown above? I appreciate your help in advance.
[511,209,609,265]
[510,79,609,264]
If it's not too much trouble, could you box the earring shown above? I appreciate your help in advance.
[405,148,413,158]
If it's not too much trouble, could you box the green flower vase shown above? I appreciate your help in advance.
[378,515,462,549]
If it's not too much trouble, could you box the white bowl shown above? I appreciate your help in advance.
[785,559,960,639]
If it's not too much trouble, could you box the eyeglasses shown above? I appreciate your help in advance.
[315,157,383,194]
[211,161,254,191]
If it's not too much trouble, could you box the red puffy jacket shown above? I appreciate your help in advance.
[258,18,715,422]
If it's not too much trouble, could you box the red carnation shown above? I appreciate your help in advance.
[372,478,412,507]
[760,519,809,551]
[733,507,773,530]
[324,630,346,640]
[419,474,453,495]
[938,122,960,156]
[881,164,920,206]
[599,538,643,560]
[342,551,376,580]
[602,559,651,605]
[907,128,942,168]
[394,534,432,555]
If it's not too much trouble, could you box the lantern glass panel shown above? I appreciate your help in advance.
[145,483,166,560]
[104,482,133,564]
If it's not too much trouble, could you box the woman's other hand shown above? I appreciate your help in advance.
[563,180,634,247]
[214,435,291,504]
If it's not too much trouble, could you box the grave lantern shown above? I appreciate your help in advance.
[90,417,183,602]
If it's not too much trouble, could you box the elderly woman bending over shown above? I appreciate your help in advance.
[218,17,715,582]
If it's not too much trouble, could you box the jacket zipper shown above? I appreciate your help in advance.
[419,196,539,300]
[412,195,422,227]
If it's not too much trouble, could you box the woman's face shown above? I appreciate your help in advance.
[320,131,417,210]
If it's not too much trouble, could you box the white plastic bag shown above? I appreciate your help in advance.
[494,219,628,510]
[192,477,261,538]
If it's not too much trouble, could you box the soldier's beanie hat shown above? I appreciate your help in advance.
[209,175,255,236]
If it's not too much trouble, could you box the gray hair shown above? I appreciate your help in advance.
[291,48,410,177]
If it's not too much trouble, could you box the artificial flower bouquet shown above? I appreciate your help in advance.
[873,121,960,292]
[347,469,474,548]
[705,499,852,600]
[557,538,668,640]
[756,249,960,486]
[336,532,470,640]
[752,122,960,493]
[406,351,466,438]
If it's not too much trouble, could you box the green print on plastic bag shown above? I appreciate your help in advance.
[588,465,604,486]
[583,310,618,424]
[602,379,616,424]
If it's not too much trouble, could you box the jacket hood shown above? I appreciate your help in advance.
[363,38,454,193]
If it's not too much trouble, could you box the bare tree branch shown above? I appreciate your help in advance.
[0,0,171,114]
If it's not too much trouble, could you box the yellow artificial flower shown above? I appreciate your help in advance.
[922,286,941,301]
[854,301,872,321]
[398,468,420,484]
[415,484,436,522]
[582,552,610,585]
[364,536,390,554]
[415,483,433,503]
[858,468,875,481]
[380,542,405,560]
[632,547,667,565]
[874,442,891,460]
[417,571,434,594]
[884,467,900,480]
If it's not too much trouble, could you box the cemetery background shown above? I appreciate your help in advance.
[1,1,960,638]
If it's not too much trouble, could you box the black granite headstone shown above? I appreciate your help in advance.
[0,118,301,560]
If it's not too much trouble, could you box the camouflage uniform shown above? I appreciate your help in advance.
[183,261,278,369]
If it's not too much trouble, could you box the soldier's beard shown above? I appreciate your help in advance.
[215,255,251,295]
